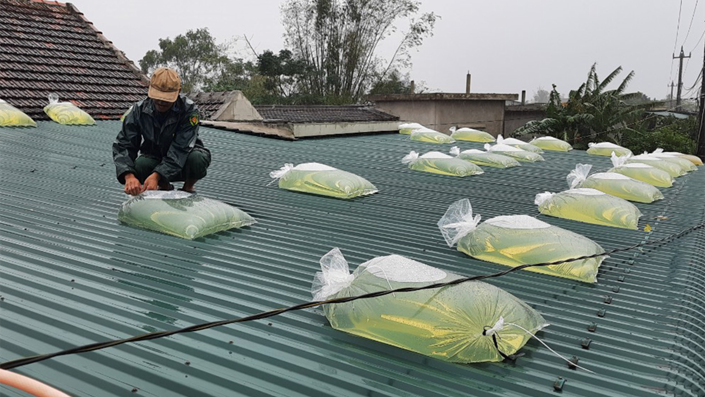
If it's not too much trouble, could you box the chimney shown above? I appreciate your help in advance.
[465,72,471,94]
[521,90,526,105]
[409,80,415,94]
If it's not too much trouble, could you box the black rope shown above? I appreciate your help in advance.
[1,221,703,370]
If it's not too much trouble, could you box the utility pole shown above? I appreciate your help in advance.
[668,82,675,109]
[673,46,691,110]
[697,41,705,159]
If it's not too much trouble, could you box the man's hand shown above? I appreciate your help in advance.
[142,172,160,192]
[124,173,142,196]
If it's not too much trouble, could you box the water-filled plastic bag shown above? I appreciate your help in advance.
[402,151,484,176]
[497,135,543,153]
[43,94,95,125]
[410,128,455,144]
[450,147,520,168]
[649,149,697,172]
[449,126,495,142]
[535,188,641,229]
[664,151,703,166]
[0,99,36,127]
[627,154,686,177]
[438,199,605,283]
[587,142,632,157]
[529,136,572,151]
[313,248,548,363]
[566,164,663,203]
[609,154,673,187]
[271,163,378,199]
[118,191,256,239]
[484,143,544,162]
[398,122,424,135]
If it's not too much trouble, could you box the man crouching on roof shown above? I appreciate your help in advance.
[112,67,211,196]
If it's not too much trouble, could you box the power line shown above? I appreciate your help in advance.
[670,0,684,82]
[1,221,703,371]
[689,29,705,53]
[681,0,700,45]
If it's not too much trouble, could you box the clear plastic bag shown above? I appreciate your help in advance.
[43,94,95,125]
[484,143,545,162]
[449,126,495,142]
[627,153,686,177]
[566,164,663,203]
[535,188,641,229]
[664,151,703,166]
[118,191,256,239]
[313,248,548,363]
[402,150,484,176]
[587,142,632,157]
[0,99,36,127]
[271,163,378,199]
[497,135,543,153]
[410,128,455,144]
[438,199,605,283]
[398,122,424,135]
[450,146,520,168]
[649,149,697,172]
[529,136,572,152]
[609,153,673,187]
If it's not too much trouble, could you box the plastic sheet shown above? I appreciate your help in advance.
[529,136,572,151]
[398,122,424,135]
[0,99,36,127]
[313,248,549,363]
[43,94,95,125]
[650,149,697,172]
[566,164,663,203]
[609,153,673,187]
[438,199,605,283]
[410,128,455,144]
[402,151,484,176]
[118,191,256,239]
[497,135,543,153]
[535,188,641,229]
[627,153,686,177]
[484,143,545,162]
[586,142,632,157]
[664,151,703,166]
[450,147,520,168]
[271,163,378,199]
[449,126,495,142]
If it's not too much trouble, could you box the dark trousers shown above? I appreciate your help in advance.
[134,149,211,183]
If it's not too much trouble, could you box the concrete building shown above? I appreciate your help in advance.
[503,103,548,136]
[368,93,517,136]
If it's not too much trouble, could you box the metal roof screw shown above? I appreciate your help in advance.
[588,322,598,332]
[568,356,580,370]
[624,268,631,274]
[553,376,566,391]
[580,338,592,349]
[612,286,620,293]
[185,361,190,366]
[597,308,606,318]
[604,295,613,304]
[131,388,138,393]
[618,275,626,282]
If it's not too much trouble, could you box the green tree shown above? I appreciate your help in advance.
[368,70,413,95]
[532,87,549,103]
[140,28,248,93]
[622,115,697,154]
[282,0,437,103]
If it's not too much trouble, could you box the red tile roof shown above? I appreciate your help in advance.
[0,0,148,120]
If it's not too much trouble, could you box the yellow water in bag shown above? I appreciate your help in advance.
[449,127,495,143]
[450,147,520,168]
[43,94,95,125]
[402,151,484,176]
[535,188,641,229]
[484,143,544,162]
[497,135,543,153]
[410,128,455,144]
[664,151,703,166]
[530,136,572,152]
[313,248,548,363]
[0,99,36,127]
[118,191,256,239]
[587,142,632,157]
[610,153,673,187]
[438,199,605,283]
[398,122,424,135]
[628,154,686,177]
[567,164,663,203]
[272,163,378,199]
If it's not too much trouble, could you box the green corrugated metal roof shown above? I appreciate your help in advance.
[1,121,704,397]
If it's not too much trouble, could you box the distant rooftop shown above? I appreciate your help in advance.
[254,105,399,124]
[369,93,518,102]
[0,0,148,120]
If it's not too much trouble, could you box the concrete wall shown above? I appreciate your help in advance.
[373,100,507,136]
[504,109,547,136]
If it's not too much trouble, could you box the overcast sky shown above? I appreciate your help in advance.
[68,0,704,101]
